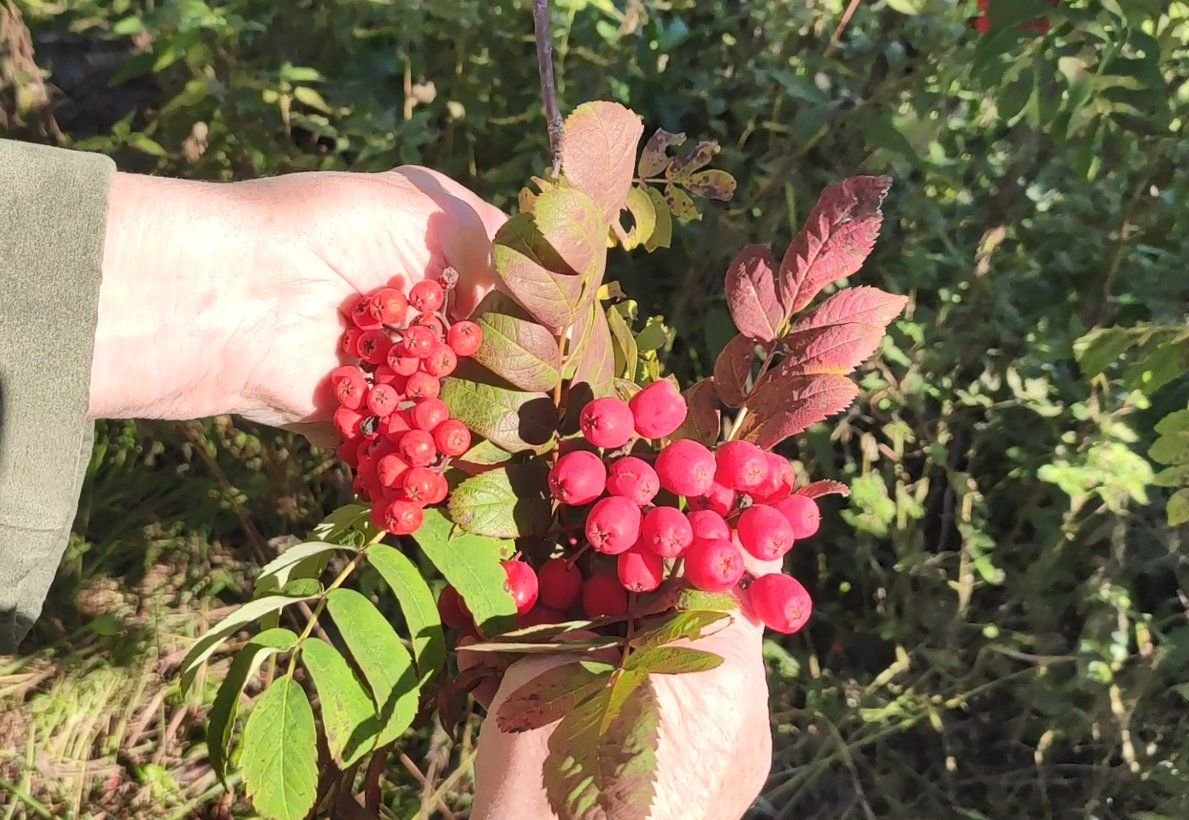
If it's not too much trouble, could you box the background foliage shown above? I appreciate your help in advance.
[2,0,1186,817]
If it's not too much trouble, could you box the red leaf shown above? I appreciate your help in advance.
[736,373,859,449]
[713,333,756,408]
[795,480,850,499]
[496,661,611,733]
[779,325,884,376]
[562,102,645,224]
[673,378,721,444]
[804,286,909,330]
[569,301,615,400]
[724,245,782,342]
[778,176,892,315]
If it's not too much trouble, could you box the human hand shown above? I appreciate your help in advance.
[465,603,775,820]
[89,167,505,434]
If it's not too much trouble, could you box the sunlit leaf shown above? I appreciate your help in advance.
[299,637,379,767]
[638,128,685,178]
[738,373,859,449]
[561,101,644,223]
[472,306,563,392]
[440,377,557,453]
[448,462,552,538]
[364,546,445,684]
[713,333,756,408]
[725,245,782,342]
[496,661,614,732]
[240,676,317,820]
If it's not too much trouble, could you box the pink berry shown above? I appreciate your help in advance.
[331,365,367,409]
[687,509,730,542]
[654,439,716,497]
[411,397,450,431]
[736,504,796,561]
[689,481,737,515]
[628,380,688,439]
[772,494,821,539]
[548,450,607,505]
[398,429,437,467]
[366,383,400,417]
[747,573,813,634]
[579,397,635,449]
[640,505,693,558]
[582,574,629,617]
[376,454,410,488]
[714,440,770,491]
[585,496,642,554]
[618,546,665,592]
[605,456,660,506]
[751,453,792,501]
[683,538,745,592]
[503,560,539,615]
[433,419,471,457]
[538,557,583,610]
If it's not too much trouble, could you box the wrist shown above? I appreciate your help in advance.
[89,172,286,420]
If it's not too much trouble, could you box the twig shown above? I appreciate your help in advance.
[364,746,387,812]
[399,752,456,819]
[824,0,862,58]
[532,0,564,175]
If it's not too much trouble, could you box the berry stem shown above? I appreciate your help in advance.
[724,341,779,441]
[531,0,564,177]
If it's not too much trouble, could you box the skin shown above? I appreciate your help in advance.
[91,166,776,817]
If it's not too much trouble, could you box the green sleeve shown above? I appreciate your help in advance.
[0,139,114,653]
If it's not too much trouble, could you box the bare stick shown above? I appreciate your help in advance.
[532,0,564,175]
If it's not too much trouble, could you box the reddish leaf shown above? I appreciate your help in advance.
[492,215,584,330]
[562,101,645,224]
[795,480,850,499]
[533,188,607,284]
[803,286,909,330]
[779,324,884,376]
[544,672,659,820]
[472,294,563,392]
[713,333,757,408]
[673,378,721,445]
[737,373,859,449]
[496,661,613,733]
[725,245,782,342]
[778,176,893,315]
[569,301,616,400]
[638,129,686,178]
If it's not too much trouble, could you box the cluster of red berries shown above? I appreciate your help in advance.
[439,379,819,636]
[331,275,482,536]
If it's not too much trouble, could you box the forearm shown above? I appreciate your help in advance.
[90,172,294,421]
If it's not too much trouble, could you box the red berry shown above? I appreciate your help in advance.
[331,365,367,409]
[383,410,412,437]
[424,471,449,504]
[687,509,730,542]
[772,494,821,539]
[538,557,583,610]
[350,294,383,330]
[410,280,445,313]
[519,605,564,628]
[736,504,795,560]
[333,406,366,438]
[579,397,635,449]
[412,313,446,338]
[582,574,629,617]
[411,397,450,431]
[424,343,458,377]
[337,437,365,467]
[747,573,812,634]
[548,450,607,505]
[402,326,437,358]
[618,546,665,592]
[340,328,361,358]
[605,456,660,506]
[369,288,408,325]
[367,383,400,417]
[752,452,793,501]
[377,453,410,488]
[437,585,472,630]
[655,439,716,497]
[377,498,424,535]
[398,429,437,467]
[372,367,406,392]
[689,481,737,515]
[401,466,440,504]
[714,440,770,492]
[640,505,693,558]
[585,496,642,555]
[629,380,688,439]
[683,538,745,592]
[406,371,441,399]
[357,329,393,365]
[503,560,539,615]
[433,419,471,457]
[387,348,421,376]
[447,321,483,357]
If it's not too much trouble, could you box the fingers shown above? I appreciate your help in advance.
[389,166,508,318]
